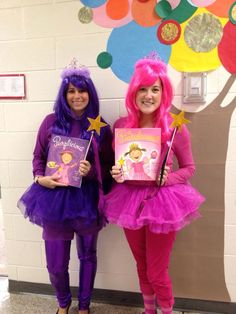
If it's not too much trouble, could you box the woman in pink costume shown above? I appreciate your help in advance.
[104,56,205,314]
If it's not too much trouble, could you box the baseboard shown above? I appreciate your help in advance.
[8,280,236,314]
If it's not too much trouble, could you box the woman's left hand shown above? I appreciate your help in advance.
[79,160,91,177]
[157,166,170,186]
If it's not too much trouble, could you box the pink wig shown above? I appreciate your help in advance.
[125,58,173,141]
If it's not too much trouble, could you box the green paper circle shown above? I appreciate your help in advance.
[97,52,113,69]
[229,2,236,25]
[155,0,172,19]
[166,0,197,24]
[78,6,93,24]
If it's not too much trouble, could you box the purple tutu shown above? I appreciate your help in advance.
[17,180,104,234]
[104,182,205,234]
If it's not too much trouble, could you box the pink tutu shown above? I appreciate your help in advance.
[104,182,205,234]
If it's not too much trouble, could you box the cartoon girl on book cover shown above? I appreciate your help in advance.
[124,143,155,180]
[47,150,78,185]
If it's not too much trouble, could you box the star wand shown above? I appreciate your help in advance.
[84,114,107,159]
[159,111,190,187]
[84,114,108,212]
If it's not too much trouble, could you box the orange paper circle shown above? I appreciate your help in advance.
[106,0,130,20]
[131,0,161,27]
[206,0,235,18]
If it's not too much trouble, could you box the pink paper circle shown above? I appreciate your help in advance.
[189,0,216,7]
[168,0,181,9]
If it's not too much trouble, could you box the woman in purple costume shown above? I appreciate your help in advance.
[17,60,114,314]
[104,57,205,314]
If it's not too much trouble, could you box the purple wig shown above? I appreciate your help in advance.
[52,74,99,137]
[125,58,173,141]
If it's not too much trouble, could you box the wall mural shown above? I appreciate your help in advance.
[79,0,236,82]
[79,0,236,303]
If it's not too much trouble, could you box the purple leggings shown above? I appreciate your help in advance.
[45,232,98,310]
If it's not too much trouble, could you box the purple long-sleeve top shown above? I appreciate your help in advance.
[33,113,114,192]
[114,117,195,186]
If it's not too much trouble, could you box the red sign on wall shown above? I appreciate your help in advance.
[0,74,26,99]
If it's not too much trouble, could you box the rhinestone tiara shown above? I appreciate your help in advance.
[144,51,162,61]
[61,57,90,79]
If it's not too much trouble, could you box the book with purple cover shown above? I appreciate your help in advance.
[115,128,161,181]
[45,134,89,188]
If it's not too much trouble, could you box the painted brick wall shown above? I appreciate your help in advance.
[0,0,236,301]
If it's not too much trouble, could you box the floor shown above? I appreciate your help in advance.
[0,277,205,314]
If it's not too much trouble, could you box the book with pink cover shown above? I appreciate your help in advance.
[115,128,161,181]
[45,134,89,188]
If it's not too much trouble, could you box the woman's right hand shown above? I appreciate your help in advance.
[37,173,68,189]
[110,164,125,183]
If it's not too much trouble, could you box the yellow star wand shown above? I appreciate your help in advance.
[84,115,107,158]
[159,111,190,187]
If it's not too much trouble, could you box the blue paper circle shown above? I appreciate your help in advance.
[80,0,107,8]
[107,21,171,83]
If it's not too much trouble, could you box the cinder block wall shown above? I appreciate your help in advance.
[0,0,236,303]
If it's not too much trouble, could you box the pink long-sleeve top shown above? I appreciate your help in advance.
[163,124,195,186]
[114,117,195,186]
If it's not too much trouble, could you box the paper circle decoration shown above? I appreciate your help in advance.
[78,7,93,24]
[166,0,198,24]
[168,0,181,9]
[206,0,236,18]
[218,21,236,74]
[80,0,107,8]
[106,0,129,20]
[92,0,132,28]
[155,0,172,19]
[97,52,113,69]
[131,0,161,27]
[157,20,181,45]
[189,0,216,7]
[184,13,223,52]
[229,2,236,24]
[107,21,171,83]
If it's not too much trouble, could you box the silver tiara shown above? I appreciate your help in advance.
[61,58,90,79]
[144,51,162,61]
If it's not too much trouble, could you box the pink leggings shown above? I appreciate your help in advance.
[124,227,176,309]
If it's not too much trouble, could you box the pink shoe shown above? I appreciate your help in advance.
[161,309,173,314]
